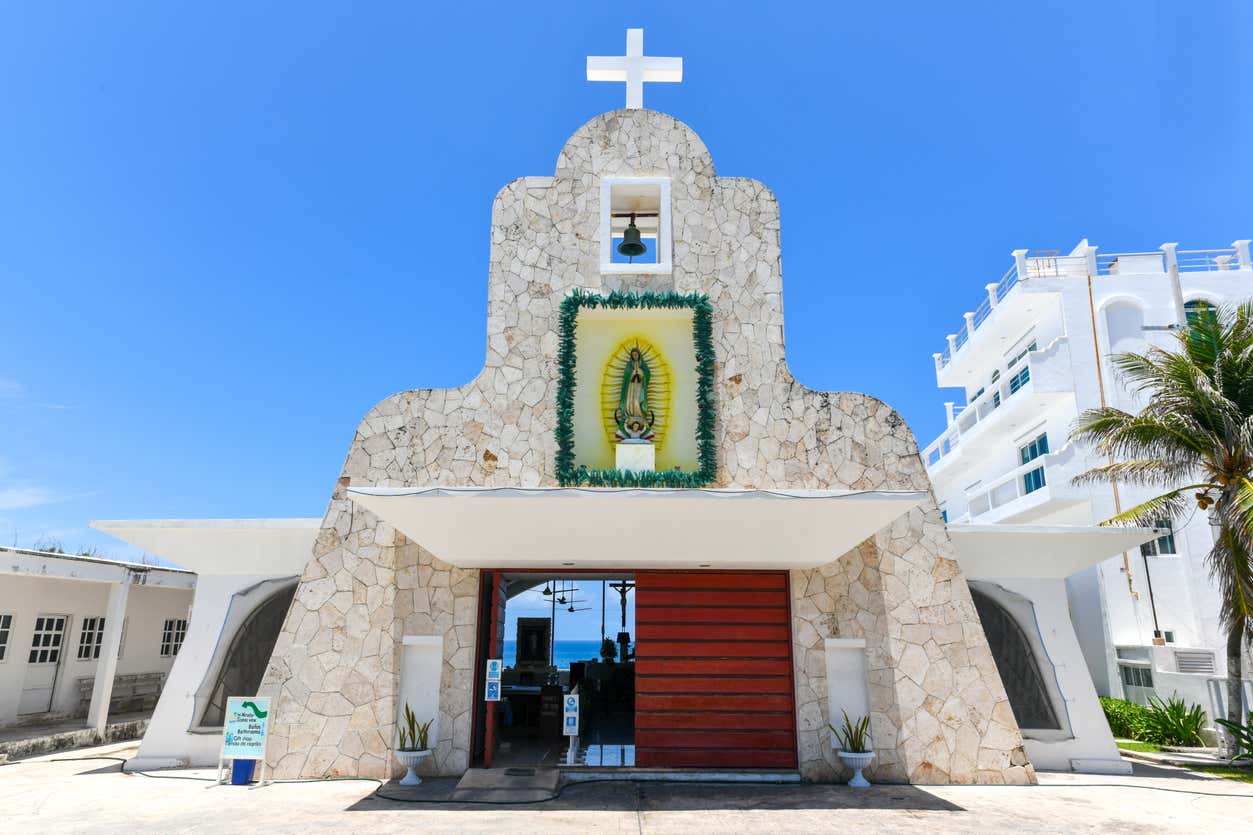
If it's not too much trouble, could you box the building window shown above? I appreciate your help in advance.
[1008,366,1030,395]
[199,585,296,728]
[161,619,188,657]
[1023,467,1046,494]
[1163,630,1175,643]
[1119,664,1153,688]
[1006,340,1037,369]
[77,617,106,660]
[28,615,67,664]
[1185,300,1216,327]
[1018,433,1048,494]
[0,614,12,661]
[1140,521,1177,556]
[969,587,1061,730]
[1019,433,1049,464]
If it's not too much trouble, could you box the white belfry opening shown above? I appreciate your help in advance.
[586,28,682,110]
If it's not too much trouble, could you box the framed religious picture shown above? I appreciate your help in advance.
[516,617,551,667]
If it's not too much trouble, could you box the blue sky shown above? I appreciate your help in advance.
[2,2,1251,560]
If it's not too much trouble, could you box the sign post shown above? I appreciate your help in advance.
[217,696,272,787]
[563,690,580,765]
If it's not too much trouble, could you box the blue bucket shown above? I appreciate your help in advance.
[230,758,257,785]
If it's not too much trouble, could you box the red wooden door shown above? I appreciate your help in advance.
[634,571,798,768]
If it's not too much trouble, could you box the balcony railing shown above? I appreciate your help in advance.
[956,443,1080,523]
[934,240,1252,373]
[924,338,1070,471]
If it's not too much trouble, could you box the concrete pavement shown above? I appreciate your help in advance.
[1,741,1250,833]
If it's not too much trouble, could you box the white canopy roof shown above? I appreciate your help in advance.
[345,486,927,569]
[948,523,1164,580]
[90,518,319,576]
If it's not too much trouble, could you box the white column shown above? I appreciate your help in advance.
[1160,243,1185,327]
[946,333,958,354]
[985,283,1000,308]
[932,352,943,374]
[1085,245,1099,276]
[944,402,956,425]
[87,574,132,733]
[963,311,976,334]
[1012,248,1029,278]
[1233,239,1251,270]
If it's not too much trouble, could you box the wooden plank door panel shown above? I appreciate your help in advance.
[633,571,797,769]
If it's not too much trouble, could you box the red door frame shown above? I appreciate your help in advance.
[469,569,504,768]
[468,567,800,770]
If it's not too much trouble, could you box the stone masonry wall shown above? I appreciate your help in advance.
[261,109,1034,784]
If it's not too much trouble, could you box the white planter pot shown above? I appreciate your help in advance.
[837,751,875,788]
[395,749,432,786]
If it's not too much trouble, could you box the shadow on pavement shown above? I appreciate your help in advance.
[348,778,965,813]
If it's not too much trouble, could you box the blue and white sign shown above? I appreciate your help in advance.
[485,658,502,681]
[221,696,271,760]
[563,694,579,736]
[485,680,501,702]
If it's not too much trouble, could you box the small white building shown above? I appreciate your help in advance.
[923,240,1253,731]
[0,547,195,733]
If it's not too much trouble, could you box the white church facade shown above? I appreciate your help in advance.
[923,240,1253,737]
[93,31,1176,784]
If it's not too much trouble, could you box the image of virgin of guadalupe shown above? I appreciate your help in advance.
[615,346,656,440]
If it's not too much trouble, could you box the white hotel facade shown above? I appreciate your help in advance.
[924,240,1253,720]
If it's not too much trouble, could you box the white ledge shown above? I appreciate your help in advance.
[346,486,926,569]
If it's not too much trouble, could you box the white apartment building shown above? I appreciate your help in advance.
[924,240,1253,723]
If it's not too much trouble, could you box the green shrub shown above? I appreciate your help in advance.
[1215,713,1253,759]
[1144,696,1207,746]
[1101,697,1153,740]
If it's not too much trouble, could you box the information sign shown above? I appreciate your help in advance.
[563,694,579,736]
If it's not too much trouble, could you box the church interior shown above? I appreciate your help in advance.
[476,574,637,768]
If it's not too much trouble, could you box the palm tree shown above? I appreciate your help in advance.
[1071,301,1253,750]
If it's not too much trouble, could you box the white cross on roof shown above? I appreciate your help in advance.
[586,28,682,110]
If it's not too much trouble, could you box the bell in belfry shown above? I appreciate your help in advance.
[616,213,647,259]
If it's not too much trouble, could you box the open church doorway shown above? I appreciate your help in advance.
[472,571,636,769]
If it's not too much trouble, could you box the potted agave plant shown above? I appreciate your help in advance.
[395,702,434,786]
[830,710,874,787]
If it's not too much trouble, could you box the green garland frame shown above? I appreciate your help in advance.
[555,289,716,487]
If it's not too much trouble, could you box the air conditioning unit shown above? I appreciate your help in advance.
[1174,649,1216,675]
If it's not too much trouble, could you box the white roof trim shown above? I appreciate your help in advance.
[346,486,926,569]
[947,523,1163,579]
[91,518,320,576]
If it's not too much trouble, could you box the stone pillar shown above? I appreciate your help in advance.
[789,506,1035,785]
[87,575,132,734]
[985,283,999,308]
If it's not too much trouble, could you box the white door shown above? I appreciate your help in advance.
[18,614,68,714]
